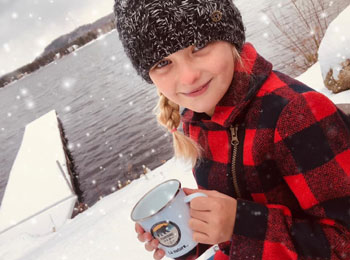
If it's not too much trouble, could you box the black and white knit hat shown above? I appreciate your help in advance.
[114,0,245,84]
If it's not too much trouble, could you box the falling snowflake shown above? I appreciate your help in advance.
[61,78,77,90]
[7,112,12,117]
[86,132,90,137]
[20,88,28,96]
[260,14,270,25]
[92,180,96,185]
[36,37,47,48]
[67,143,74,150]
[11,12,18,19]
[25,100,35,109]
[3,43,10,52]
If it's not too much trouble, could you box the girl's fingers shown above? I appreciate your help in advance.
[188,217,208,233]
[135,223,144,234]
[192,231,211,245]
[154,248,165,260]
[138,232,153,242]
[135,223,164,259]
[189,208,210,223]
[145,239,159,251]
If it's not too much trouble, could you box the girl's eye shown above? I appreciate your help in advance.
[155,59,170,69]
[193,43,207,52]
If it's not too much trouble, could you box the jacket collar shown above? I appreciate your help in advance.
[181,43,273,128]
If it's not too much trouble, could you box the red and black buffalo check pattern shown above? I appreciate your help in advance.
[180,43,350,260]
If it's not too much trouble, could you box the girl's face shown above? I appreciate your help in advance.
[149,41,235,117]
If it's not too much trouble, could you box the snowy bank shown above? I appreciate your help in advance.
[318,4,350,93]
[296,61,350,104]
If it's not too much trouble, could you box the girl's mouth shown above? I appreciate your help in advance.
[183,80,211,97]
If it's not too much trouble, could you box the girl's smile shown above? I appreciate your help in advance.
[179,79,212,97]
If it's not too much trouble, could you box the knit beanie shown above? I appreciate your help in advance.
[114,0,245,84]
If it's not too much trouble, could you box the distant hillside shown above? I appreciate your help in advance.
[0,13,116,88]
[40,13,115,57]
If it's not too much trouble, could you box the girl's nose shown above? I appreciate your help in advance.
[177,59,201,86]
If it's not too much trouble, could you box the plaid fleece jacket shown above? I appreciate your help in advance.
[181,43,350,259]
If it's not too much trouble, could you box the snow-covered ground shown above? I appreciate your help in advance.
[0,4,349,260]
[296,61,350,104]
[318,5,350,82]
[0,158,199,260]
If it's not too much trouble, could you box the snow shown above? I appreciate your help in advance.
[0,158,200,260]
[1,4,350,260]
[296,62,350,104]
[318,5,350,81]
[0,110,77,245]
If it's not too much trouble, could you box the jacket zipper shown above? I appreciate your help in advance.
[230,125,241,198]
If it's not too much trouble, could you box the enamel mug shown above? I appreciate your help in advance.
[131,179,207,258]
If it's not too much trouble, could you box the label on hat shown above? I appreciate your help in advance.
[151,221,181,247]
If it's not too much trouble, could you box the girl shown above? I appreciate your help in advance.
[113,0,350,259]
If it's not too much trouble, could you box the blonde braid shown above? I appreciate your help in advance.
[154,91,202,167]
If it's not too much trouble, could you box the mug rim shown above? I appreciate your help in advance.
[130,179,181,222]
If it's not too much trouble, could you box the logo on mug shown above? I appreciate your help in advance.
[151,221,181,247]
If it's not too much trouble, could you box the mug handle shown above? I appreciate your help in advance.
[184,192,208,203]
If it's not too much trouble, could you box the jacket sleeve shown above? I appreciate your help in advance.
[230,92,350,259]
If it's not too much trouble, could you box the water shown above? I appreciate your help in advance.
[0,32,174,206]
[0,0,348,207]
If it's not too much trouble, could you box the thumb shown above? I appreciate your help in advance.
[183,188,225,198]
[182,187,200,195]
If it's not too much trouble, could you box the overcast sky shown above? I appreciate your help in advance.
[0,0,114,77]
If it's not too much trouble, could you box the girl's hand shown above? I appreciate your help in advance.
[183,188,237,245]
[135,223,165,260]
